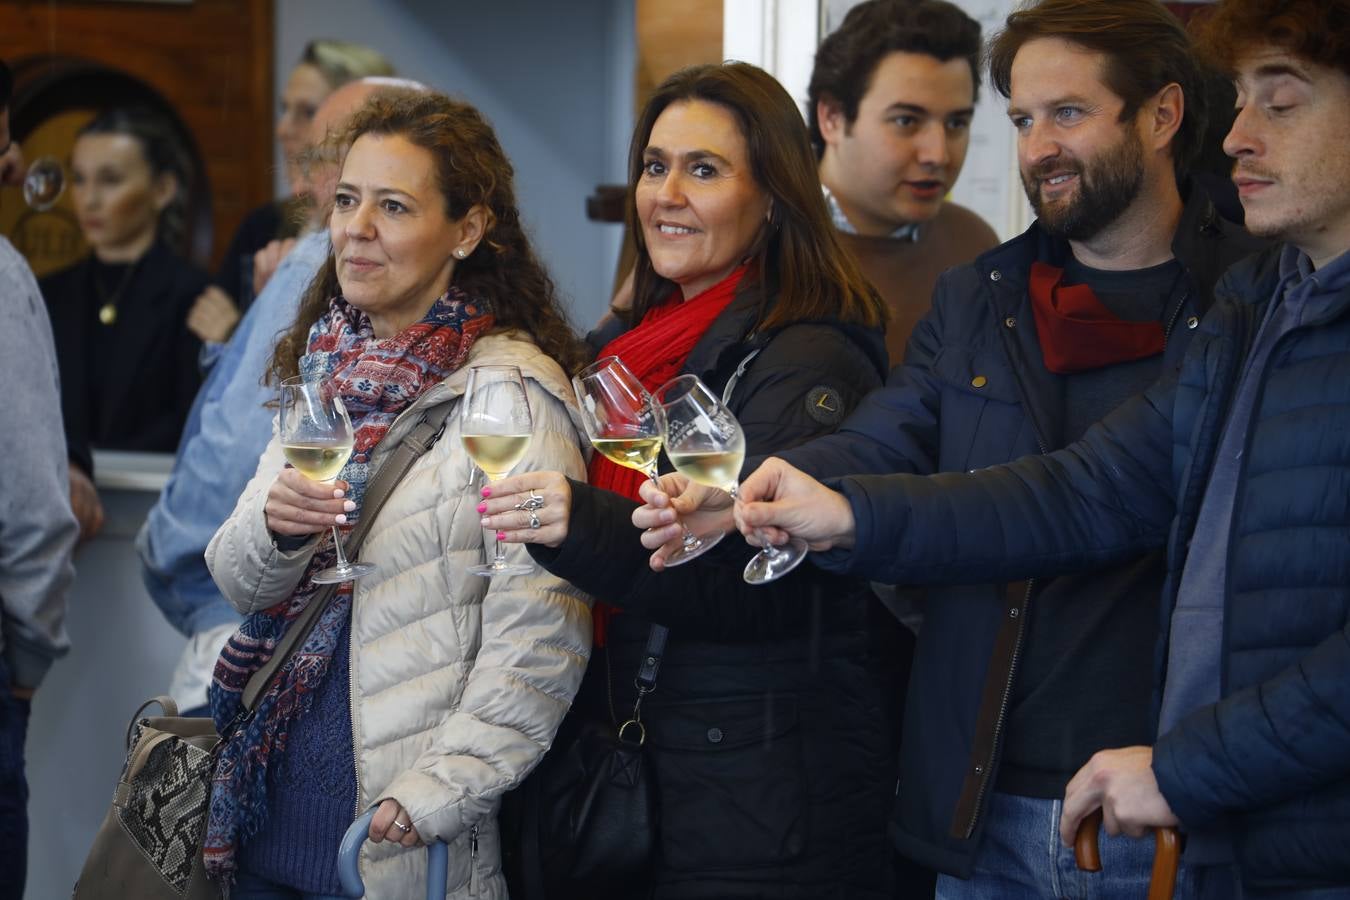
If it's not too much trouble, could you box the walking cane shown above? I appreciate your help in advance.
[1074,809,1181,900]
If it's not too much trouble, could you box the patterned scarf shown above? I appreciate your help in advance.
[202,288,493,881]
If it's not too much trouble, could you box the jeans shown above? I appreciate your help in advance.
[935,792,1202,900]
[230,869,350,900]
[0,659,31,900]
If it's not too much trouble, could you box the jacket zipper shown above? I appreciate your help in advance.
[349,616,364,820]
[469,824,480,896]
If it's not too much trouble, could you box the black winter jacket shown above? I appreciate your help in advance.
[821,245,1350,891]
[778,186,1263,877]
[532,285,901,899]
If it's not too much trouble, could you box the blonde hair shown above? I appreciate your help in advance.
[301,40,394,89]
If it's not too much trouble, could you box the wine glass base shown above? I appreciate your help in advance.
[311,561,379,584]
[468,561,536,578]
[743,538,808,585]
[661,529,726,567]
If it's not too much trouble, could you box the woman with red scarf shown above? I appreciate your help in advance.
[484,64,897,898]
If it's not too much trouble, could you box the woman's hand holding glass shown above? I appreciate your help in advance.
[277,375,375,583]
[573,355,721,565]
[632,473,735,572]
[477,470,573,549]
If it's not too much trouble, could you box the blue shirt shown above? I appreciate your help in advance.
[137,231,329,635]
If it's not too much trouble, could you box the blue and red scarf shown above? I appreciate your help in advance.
[203,288,492,881]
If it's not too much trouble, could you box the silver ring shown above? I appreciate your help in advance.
[528,511,541,530]
[392,818,411,833]
[515,490,545,512]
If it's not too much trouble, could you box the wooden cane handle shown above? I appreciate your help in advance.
[1074,810,1104,871]
[1149,826,1181,900]
[1074,813,1181,900]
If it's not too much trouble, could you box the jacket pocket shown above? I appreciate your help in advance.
[645,693,806,872]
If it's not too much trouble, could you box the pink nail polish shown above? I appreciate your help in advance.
[476,502,487,514]
[496,531,506,541]
[481,486,492,498]
[335,514,348,525]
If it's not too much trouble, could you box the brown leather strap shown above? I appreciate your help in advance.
[239,399,456,711]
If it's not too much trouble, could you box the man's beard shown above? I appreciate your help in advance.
[1022,128,1146,241]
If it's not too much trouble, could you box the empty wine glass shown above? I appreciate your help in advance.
[574,356,722,566]
[23,156,66,211]
[461,365,535,577]
[656,375,807,585]
[279,375,377,584]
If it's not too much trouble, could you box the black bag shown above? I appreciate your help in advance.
[518,625,668,899]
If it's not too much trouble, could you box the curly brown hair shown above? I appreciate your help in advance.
[268,90,587,384]
[627,63,885,334]
[1192,0,1350,81]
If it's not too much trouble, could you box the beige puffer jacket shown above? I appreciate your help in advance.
[206,333,593,899]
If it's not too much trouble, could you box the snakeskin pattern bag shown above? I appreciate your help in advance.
[73,697,223,899]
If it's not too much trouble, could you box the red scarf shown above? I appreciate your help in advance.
[588,263,748,643]
[1028,261,1165,374]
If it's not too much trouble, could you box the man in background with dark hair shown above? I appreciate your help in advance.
[0,56,80,900]
[640,1,1263,896]
[733,0,1350,893]
[809,0,998,362]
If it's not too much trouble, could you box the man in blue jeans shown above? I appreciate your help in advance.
[0,56,80,900]
[732,0,1350,894]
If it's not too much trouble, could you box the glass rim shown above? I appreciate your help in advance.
[653,373,709,407]
[574,355,625,381]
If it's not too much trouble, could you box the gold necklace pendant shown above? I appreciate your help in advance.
[99,302,117,326]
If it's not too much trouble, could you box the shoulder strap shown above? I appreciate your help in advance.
[240,398,457,710]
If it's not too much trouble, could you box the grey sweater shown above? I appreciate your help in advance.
[0,236,77,688]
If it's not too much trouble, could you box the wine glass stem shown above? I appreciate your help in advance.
[730,485,774,555]
[331,526,353,574]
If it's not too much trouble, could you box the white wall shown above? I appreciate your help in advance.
[275,0,636,330]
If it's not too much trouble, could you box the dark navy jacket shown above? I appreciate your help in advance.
[823,245,1350,890]
[780,186,1261,877]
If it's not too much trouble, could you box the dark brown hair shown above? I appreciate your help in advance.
[1192,0,1350,81]
[627,62,885,333]
[77,106,193,252]
[987,0,1207,179]
[808,0,982,157]
[269,91,587,383]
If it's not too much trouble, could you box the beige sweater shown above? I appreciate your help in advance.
[207,332,593,899]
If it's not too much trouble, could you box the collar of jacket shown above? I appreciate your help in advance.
[680,278,889,396]
[969,180,1263,451]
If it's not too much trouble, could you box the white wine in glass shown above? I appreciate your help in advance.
[279,375,377,584]
[573,356,723,566]
[461,365,535,577]
[657,374,807,585]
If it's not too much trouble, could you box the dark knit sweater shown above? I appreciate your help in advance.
[237,612,357,893]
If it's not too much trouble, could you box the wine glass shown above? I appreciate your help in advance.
[656,375,807,585]
[279,375,377,584]
[461,365,535,577]
[23,156,66,211]
[574,356,723,566]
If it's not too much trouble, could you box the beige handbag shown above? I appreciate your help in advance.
[72,401,456,899]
